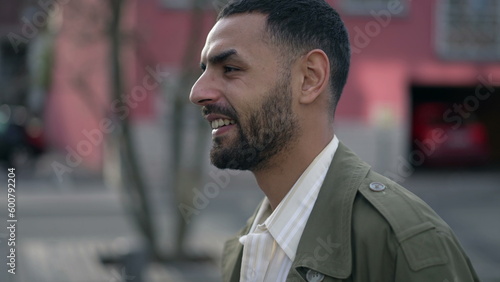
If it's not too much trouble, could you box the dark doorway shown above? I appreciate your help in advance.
[410,85,500,168]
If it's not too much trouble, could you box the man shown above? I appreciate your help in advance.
[189,0,479,281]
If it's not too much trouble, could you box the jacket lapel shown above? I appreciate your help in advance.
[290,142,371,280]
[221,200,262,282]
[221,235,244,282]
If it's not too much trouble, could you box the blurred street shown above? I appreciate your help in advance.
[0,159,499,281]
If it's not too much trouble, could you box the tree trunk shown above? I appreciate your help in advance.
[170,0,209,259]
[108,0,160,260]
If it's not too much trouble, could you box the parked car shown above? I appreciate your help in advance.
[412,102,490,167]
[0,104,45,168]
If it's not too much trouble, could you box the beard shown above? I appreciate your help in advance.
[206,72,300,171]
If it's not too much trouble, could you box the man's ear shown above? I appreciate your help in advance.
[299,49,330,105]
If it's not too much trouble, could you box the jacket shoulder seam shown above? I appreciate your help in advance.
[357,171,448,271]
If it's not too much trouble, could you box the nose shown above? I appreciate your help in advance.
[189,72,221,106]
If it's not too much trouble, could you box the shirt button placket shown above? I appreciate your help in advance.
[247,268,256,281]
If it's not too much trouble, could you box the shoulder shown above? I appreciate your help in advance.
[356,169,451,234]
[352,169,466,272]
[323,142,478,279]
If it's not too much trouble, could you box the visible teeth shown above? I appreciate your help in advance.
[211,119,235,129]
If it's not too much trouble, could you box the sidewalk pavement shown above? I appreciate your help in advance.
[0,159,262,282]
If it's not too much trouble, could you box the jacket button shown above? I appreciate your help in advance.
[306,269,325,282]
[369,182,386,192]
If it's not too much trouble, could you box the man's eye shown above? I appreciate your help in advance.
[224,66,239,73]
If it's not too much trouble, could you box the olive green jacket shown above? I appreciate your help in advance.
[221,142,479,281]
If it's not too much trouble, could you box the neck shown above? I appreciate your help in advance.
[252,128,334,210]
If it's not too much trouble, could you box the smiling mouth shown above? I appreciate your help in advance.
[211,118,236,129]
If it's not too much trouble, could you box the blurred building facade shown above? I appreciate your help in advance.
[332,0,500,175]
[1,0,499,175]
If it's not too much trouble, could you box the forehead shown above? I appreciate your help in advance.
[201,13,272,62]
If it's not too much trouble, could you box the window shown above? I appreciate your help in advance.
[436,0,500,60]
[159,0,228,11]
[0,1,23,25]
[340,0,409,16]
[0,40,28,105]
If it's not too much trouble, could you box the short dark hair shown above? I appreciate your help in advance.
[218,0,350,114]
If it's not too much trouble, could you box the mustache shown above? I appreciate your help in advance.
[202,104,239,121]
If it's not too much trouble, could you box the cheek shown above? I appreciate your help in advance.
[225,70,280,117]
[226,88,264,117]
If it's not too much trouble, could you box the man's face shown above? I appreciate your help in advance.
[190,13,300,171]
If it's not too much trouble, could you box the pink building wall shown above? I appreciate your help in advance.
[45,0,138,169]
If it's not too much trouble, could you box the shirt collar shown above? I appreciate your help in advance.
[247,135,339,261]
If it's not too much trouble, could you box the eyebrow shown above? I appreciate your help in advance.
[201,49,238,69]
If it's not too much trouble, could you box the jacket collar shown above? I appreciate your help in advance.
[221,142,371,281]
[290,142,370,280]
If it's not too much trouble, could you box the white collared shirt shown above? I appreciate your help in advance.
[239,135,339,282]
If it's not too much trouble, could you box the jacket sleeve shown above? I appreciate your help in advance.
[393,226,480,282]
